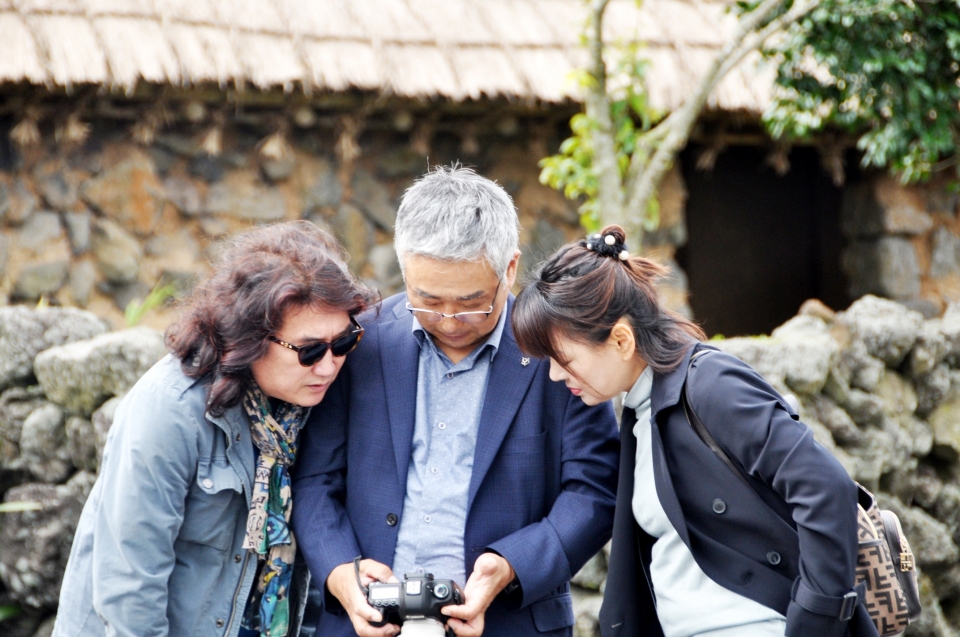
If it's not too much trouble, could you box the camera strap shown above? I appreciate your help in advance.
[354,556,369,595]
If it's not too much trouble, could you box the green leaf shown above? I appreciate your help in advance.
[0,605,21,622]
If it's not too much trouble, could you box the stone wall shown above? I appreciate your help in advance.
[0,118,692,330]
[0,306,167,636]
[571,295,960,637]
[842,172,960,318]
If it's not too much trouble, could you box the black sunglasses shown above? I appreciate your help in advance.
[268,316,365,366]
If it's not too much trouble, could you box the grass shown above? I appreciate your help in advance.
[125,281,178,327]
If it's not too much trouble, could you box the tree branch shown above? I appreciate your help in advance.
[584,0,625,229]
[622,0,819,232]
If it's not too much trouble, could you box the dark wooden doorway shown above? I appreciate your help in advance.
[676,145,849,337]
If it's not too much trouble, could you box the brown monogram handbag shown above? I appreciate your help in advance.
[855,485,921,635]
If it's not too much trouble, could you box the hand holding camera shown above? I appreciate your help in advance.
[441,552,517,637]
[327,559,401,637]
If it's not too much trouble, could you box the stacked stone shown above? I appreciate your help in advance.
[0,124,547,325]
[571,295,960,637]
[841,173,960,317]
[0,119,696,331]
[0,306,167,637]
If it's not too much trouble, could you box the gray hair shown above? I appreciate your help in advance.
[394,165,520,280]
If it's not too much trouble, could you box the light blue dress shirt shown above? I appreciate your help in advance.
[392,309,507,587]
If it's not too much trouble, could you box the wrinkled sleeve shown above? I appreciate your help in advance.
[91,378,198,637]
[486,388,620,608]
[688,352,859,637]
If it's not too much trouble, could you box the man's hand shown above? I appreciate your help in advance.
[442,553,516,637]
[327,559,401,637]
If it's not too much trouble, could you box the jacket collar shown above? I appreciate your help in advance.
[650,341,703,420]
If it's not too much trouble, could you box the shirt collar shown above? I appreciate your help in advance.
[412,302,508,362]
[623,365,654,410]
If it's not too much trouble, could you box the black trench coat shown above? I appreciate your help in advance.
[599,344,879,637]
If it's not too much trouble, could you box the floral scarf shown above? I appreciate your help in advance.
[240,384,307,637]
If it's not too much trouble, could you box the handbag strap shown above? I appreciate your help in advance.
[681,349,752,490]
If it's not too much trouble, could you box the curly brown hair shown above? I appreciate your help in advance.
[165,221,378,415]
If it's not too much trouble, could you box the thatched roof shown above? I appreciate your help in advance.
[0,0,769,112]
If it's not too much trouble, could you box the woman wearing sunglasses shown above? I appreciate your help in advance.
[511,226,872,637]
[53,221,376,637]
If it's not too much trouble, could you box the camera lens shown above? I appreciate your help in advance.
[434,584,450,599]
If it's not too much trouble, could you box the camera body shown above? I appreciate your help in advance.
[367,573,463,627]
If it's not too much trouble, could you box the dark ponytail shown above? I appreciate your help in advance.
[512,224,704,374]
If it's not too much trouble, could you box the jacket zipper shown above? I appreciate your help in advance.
[224,550,252,636]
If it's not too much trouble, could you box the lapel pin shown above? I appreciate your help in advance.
[521,357,530,366]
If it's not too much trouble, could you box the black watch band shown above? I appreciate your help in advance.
[501,576,522,598]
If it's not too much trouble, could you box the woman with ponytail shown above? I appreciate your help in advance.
[54,221,377,637]
[512,226,872,637]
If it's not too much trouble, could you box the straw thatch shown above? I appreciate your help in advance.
[0,0,770,112]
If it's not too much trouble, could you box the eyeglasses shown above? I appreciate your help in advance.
[405,282,501,325]
[268,316,364,366]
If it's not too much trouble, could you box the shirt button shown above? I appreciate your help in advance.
[202,478,214,489]
[447,373,455,379]
[712,499,726,514]
[424,515,432,522]
[438,422,447,430]
[386,513,398,526]
[431,467,439,474]
[234,554,242,563]
[767,551,782,565]
[417,567,425,574]
[215,618,225,628]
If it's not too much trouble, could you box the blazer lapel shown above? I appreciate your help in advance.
[467,327,538,511]
[380,303,421,487]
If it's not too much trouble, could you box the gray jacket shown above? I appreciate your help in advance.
[53,355,309,637]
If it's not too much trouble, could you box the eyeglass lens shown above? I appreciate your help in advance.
[297,329,363,366]
[413,310,488,324]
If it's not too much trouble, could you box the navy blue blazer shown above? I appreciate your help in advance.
[291,294,620,637]
[600,343,877,637]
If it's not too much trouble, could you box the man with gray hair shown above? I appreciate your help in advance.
[293,166,619,637]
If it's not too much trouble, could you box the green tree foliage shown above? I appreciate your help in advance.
[539,0,818,241]
[539,47,661,233]
[764,0,960,183]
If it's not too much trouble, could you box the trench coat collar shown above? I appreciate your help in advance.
[649,340,713,420]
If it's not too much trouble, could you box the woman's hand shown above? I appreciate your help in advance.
[442,552,516,637]
[327,559,401,637]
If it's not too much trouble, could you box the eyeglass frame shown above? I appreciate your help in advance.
[405,281,503,324]
[268,316,365,366]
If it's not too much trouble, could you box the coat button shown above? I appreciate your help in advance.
[712,499,726,514]
[386,513,398,526]
[215,618,225,628]
[767,551,781,565]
